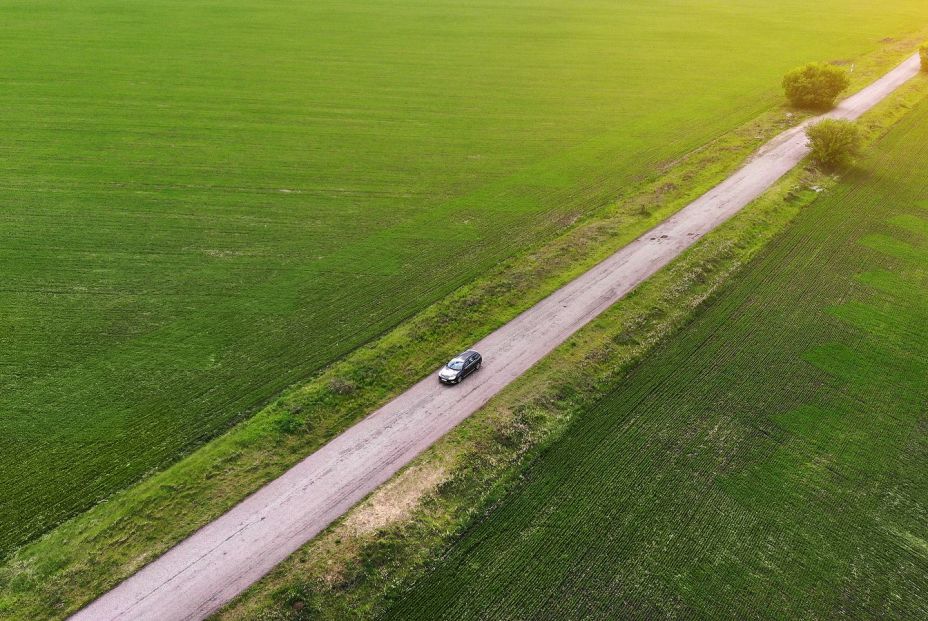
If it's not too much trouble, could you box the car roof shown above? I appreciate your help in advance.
[461,349,479,357]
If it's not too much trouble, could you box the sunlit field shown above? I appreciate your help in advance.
[3,0,928,556]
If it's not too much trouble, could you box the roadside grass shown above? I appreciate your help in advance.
[3,33,928,621]
[375,82,928,618]
[211,62,928,619]
[5,0,928,557]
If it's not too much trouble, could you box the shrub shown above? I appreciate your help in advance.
[782,63,850,109]
[806,119,863,170]
[920,44,928,72]
[328,377,357,396]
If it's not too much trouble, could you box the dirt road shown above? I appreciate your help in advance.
[71,53,922,621]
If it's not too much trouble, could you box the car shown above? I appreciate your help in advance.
[438,350,482,385]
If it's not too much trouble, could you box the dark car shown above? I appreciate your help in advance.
[438,350,482,385]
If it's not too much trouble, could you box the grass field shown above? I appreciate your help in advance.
[381,95,928,619]
[4,0,928,558]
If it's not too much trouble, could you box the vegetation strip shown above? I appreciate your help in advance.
[71,53,925,621]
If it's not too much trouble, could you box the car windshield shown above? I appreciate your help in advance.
[447,359,464,370]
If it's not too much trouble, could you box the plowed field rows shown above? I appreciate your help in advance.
[384,93,928,619]
[4,0,928,557]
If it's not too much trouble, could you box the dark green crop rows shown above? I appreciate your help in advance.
[3,0,928,557]
[384,94,928,619]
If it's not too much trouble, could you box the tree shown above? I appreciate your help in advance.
[920,43,928,73]
[782,63,850,109]
[806,119,862,170]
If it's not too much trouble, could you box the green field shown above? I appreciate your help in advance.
[4,0,928,558]
[382,95,928,619]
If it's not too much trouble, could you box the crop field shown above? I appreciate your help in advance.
[3,0,928,558]
[382,94,928,619]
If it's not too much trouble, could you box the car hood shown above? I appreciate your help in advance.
[439,368,460,379]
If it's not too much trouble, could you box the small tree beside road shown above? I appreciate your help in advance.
[783,63,850,109]
[806,119,862,170]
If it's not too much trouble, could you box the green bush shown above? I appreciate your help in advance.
[806,119,863,170]
[782,63,850,109]
[920,44,928,72]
